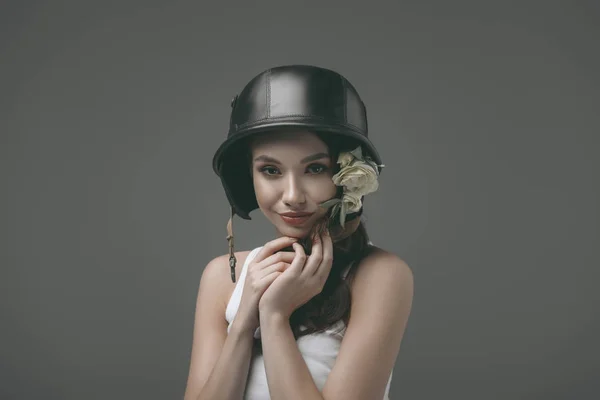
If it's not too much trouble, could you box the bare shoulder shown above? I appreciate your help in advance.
[347,245,414,322]
[321,245,414,398]
[349,245,414,293]
[200,249,253,312]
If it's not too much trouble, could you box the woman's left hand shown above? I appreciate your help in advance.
[258,229,333,319]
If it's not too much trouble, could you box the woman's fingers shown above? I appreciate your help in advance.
[290,242,307,275]
[252,236,298,264]
[258,270,283,287]
[255,251,296,270]
[317,230,334,279]
[302,233,323,276]
[257,261,291,279]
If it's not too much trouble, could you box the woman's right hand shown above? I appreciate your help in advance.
[233,236,298,334]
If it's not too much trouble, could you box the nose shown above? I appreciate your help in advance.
[282,174,306,207]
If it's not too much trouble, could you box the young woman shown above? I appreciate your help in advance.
[184,65,414,400]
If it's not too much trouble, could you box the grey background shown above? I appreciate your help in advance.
[1,1,598,399]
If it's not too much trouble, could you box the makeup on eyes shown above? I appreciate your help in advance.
[257,163,330,176]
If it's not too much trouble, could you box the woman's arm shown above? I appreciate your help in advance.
[259,248,413,400]
[184,253,254,400]
[321,250,413,399]
[259,313,324,400]
[192,321,255,400]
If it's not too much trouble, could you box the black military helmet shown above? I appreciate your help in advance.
[211,65,384,281]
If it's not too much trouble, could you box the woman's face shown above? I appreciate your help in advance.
[250,130,338,239]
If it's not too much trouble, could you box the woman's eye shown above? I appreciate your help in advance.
[260,166,279,176]
[308,164,328,174]
[260,164,328,176]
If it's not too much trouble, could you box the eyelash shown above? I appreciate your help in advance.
[259,164,329,177]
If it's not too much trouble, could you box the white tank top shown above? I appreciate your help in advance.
[225,245,393,399]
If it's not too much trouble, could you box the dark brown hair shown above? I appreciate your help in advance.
[248,130,376,340]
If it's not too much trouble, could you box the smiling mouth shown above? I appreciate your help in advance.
[279,214,313,225]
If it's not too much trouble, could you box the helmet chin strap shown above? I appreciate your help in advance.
[226,206,237,283]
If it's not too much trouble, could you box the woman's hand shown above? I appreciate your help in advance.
[234,236,298,334]
[258,229,334,319]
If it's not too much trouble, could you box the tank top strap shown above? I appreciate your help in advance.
[341,261,354,280]
[341,240,374,280]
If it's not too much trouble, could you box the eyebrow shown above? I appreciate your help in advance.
[253,152,330,164]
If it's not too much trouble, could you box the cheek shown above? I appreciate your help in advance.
[310,178,337,200]
[253,174,338,206]
[253,178,276,205]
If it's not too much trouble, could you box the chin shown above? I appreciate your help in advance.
[272,219,313,238]
[278,225,310,238]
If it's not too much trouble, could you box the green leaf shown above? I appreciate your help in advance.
[339,200,348,228]
[319,198,342,209]
[350,146,363,160]
[330,203,341,220]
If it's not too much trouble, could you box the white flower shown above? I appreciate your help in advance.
[337,152,355,168]
[342,191,363,213]
[332,160,379,196]
[318,146,384,229]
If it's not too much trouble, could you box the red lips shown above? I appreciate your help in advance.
[279,212,314,226]
[280,212,313,217]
